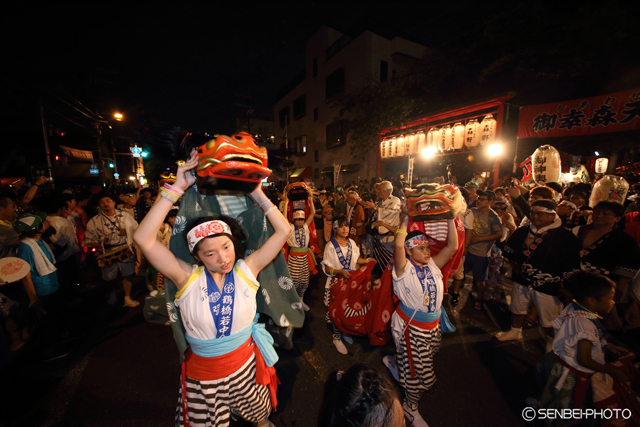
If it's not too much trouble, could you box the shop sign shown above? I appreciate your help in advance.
[518,88,640,139]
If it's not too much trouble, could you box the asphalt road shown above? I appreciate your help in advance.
[4,268,612,427]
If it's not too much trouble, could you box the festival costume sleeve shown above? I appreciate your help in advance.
[166,186,304,359]
[83,218,99,245]
[612,232,640,280]
[513,195,531,219]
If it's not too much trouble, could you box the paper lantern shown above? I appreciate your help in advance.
[595,158,609,174]
[464,119,480,148]
[416,132,427,154]
[479,114,496,146]
[439,125,452,151]
[532,145,561,184]
[405,134,417,156]
[427,127,441,150]
[380,139,389,159]
[387,138,397,158]
[452,122,465,150]
[395,136,406,157]
[589,175,629,208]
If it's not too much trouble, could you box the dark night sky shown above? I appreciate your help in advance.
[2,1,517,134]
[2,0,639,162]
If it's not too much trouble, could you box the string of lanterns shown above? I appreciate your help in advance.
[380,114,497,159]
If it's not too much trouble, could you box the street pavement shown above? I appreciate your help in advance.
[2,267,586,427]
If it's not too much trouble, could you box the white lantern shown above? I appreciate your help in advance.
[416,132,427,154]
[396,136,406,157]
[439,125,452,151]
[464,119,480,148]
[452,122,465,150]
[388,138,397,158]
[405,134,416,156]
[532,144,561,184]
[380,139,388,159]
[589,175,629,208]
[595,158,609,174]
[427,127,441,150]
[479,114,497,146]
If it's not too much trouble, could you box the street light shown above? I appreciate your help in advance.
[422,146,437,158]
[488,143,503,157]
[114,112,124,121]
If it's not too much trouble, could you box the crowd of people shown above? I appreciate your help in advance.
[1,161,640,426]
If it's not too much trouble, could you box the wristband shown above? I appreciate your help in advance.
[264,206,277,216]
[330,268,335,276]
[160,188,180,203]
[259,199,272,208]
[163,183,184,196]
[261,202,275,211]
[396,229,408,235]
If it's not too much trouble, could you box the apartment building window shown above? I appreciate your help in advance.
[325,68,345,100]
[279,106,290,128]
[294,135,307,154]
[326,122,346,149]
[313,107,318,122]
[380,60,388,83]
[293,95,306,120]
[313,57,318,78]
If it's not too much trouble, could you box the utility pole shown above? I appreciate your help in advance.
[39,99,54,184]
[94,122,106,184]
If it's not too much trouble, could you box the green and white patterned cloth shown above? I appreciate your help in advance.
[165,185,304,359]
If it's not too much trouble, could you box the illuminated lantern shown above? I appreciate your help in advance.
[406,134,416,156]
[479,114,496,146]
[595,158,609,174]
[589,175,629,208]
[464,119,480,148]
[416,132,427,154]
[532,144,561,184]
[452,122,465,150]
[380,139,388,159]
[396,136,406,157]
[427,127,441,150]
[439,125,452,151]
[387,138,397,158]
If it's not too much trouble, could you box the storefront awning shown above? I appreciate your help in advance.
[289,167,312,180]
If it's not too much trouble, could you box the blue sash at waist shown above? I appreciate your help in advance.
[398,301,456,333]
[186,314,278,367]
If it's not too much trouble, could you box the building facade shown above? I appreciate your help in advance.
[273,25,428,188]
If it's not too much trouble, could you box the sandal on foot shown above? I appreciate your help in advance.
[124,299,140,308]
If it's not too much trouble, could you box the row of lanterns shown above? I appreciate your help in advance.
[531,144,629,207]
[380,114,497,159]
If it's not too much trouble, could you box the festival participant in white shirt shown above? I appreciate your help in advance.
[322,214,371,354]
[83,193,140,307]
[133,152,288,427]
[363,181,401,271]
[386,214,458,427]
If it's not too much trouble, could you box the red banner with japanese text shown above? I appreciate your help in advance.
[517,88,640,139]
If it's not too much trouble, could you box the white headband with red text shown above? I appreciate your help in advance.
[187,220,232,252]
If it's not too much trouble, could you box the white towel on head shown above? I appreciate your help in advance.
[22,238,57,276]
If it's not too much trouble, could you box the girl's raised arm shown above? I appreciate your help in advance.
[133,152,198,288]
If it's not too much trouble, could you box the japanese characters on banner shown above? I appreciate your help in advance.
[334,164,340,186]
[518,88,640,139]
[407,156,414,187]
[519,156,535,186]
